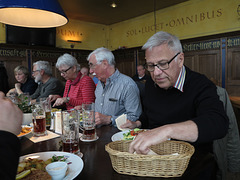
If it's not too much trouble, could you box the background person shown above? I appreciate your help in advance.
[31,61,64,104]
[49,53,96,110]
[7,65,37,96]
[132,64,150,82]
[0,91,23,179]
[87,47,142,126]
[122,31,229,179]
[80,66,89,76]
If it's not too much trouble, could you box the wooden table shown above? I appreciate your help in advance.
[20,126,215,180]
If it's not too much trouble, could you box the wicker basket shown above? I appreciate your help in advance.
[105,140,195,177]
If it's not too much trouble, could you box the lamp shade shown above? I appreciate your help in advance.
[0,0,68,28]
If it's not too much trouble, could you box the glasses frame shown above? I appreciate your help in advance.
[32,70,40,74]
[88,62,98,70]
[145,52,180,72]
[59,66,72,75]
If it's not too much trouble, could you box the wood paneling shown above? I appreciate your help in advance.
[226,47,240,95]
[184,50,221,86]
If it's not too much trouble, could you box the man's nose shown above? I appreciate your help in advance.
[153,66,163,75]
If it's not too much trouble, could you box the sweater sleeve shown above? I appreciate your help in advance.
[0,131,20,179]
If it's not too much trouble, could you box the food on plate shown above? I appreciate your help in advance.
[123,128,146,140]
[17,126,32,137]
[16,155,69,179]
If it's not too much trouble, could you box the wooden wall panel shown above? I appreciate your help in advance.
[226,47,240,95]
[184,50,221,86]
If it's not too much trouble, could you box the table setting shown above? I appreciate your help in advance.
[17,100,214,180]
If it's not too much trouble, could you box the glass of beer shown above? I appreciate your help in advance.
[32,103,47,136]
[80,103,98,141]
[62,110,82,157]
[40,98,51,128]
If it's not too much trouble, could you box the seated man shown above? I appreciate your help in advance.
[132,64,150,83]
[87,47,142,126]
[31,61,64,103]
[122,31,229,179]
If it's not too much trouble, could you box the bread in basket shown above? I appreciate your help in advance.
[105,140,195,177]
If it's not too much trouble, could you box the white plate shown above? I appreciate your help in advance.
[20,151,84,180]
[17,125,32,138]
[111,130,129,141]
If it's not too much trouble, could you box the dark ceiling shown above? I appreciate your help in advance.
[58,0,189,25]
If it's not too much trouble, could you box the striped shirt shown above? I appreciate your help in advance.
[95,69,142,126]
[174,66,186,92]
[64,72,96,110]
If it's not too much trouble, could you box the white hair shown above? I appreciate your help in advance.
[142,31,183,53]
[56,53,80,71]
[87,47,115,66]
[33,61,52,76]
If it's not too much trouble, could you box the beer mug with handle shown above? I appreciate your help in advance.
[62,109,82,156]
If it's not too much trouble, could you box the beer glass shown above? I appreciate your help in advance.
[40,98,51,127]
[62,110,82,156]
[80,103,98,141]
[32,103,47,136]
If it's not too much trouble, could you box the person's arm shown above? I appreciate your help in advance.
[129,120,198,154]
[15,83,23,95]
[0,91,22,179]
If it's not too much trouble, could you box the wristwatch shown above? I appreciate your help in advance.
[66,97,70,103]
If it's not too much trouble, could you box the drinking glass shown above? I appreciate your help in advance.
[80,103,98,141]
[32,102,47,136]
[40,97,52,127]
[62,110,82,157]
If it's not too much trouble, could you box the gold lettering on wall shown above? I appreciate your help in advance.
[126,8,223,37]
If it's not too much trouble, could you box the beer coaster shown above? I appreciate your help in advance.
[80,136,99,142]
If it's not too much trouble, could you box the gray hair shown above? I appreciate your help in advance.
[33,61,52,76]
[56,53,80,71]
[142,31,183,53]
[87,47,115,66]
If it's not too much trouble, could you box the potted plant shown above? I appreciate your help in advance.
[17,93,32,125]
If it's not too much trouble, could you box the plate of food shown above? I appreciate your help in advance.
[17,125,32,138]
[17,151,84,180]
[111,128,146,141]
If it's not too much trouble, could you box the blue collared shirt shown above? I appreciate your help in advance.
[174,66,186,92]
[95,69,142,126]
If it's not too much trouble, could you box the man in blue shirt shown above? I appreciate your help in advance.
[87,47,142,126]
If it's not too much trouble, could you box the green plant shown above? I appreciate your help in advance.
[17,94,32,113]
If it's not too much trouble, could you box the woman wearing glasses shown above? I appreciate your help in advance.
[49,53,96,110]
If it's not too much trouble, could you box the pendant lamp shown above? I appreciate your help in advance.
[0,0,68,28]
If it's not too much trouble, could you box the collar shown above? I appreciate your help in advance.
[70,72,83,85]
[173,66,186,92]
[105,69,119,85]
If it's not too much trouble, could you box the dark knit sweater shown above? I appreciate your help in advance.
[140,66,229,149]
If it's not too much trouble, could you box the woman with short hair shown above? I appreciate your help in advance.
[49,53,96,110]
[7,65,37,96]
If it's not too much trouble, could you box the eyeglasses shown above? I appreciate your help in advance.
[88,62,97,69]
[59,66,72,74]
[145,52,180,72]
[32,70,40,74]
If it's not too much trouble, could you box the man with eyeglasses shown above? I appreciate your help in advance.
[87,47,142,126]
[122,31,229,179]
[31,61,64,104]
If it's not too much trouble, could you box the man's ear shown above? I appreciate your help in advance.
[178,52,184,67]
